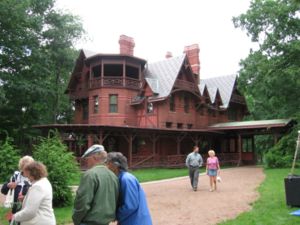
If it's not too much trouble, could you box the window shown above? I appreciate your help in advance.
[109,94,118,113]
[93,95,99,113]
[177,123,183,129]
[169,95,175,112]
[82,99,88,120]
[187,124,193,129]
[184,94,189,113]
[166,122,172,128]
[242,137,253,152]
[147,102,153,114]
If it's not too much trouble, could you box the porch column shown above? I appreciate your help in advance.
[98,129,103,144]
[123,59,126,87]
[87,134,93,148]
[274,133,279,144]
[237,134,242,166]
[100,59,103,86]
[177,138,180,154]
[252,135,256,163]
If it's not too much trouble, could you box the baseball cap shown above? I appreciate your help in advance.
[81,144,105,158]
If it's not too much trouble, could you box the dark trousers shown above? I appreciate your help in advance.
[189,166,199,189]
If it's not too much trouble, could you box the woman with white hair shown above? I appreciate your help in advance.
[1,155,34,223]
[206,150,220,192]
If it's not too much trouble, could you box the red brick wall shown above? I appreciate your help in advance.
[88,88,139,126]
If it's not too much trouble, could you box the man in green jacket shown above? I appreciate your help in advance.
[72,145,119,225]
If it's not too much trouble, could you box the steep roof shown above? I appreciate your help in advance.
[144,54,186,100]
[200,74,237,108]
[82,49,97,58]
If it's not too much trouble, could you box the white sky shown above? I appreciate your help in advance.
[56,0,257,78]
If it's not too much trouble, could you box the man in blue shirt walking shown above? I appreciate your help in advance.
[106,152,152,225]
[185,146,203,191]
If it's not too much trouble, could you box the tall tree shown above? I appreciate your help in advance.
[0,0,84,148]
[234,0,300,119]
[233,0,300,166]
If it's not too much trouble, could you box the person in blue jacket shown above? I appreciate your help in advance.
[106,152,152,225]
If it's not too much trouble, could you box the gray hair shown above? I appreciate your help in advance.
[19,155,34,171]
[107,152,128,171]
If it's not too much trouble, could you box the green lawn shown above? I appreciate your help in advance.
[219,168,300,225]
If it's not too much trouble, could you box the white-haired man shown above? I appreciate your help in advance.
[72,145,119,225]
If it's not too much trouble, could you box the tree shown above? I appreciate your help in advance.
[233,0,300,167]
[33,131,80,207]
[0,0,84,150]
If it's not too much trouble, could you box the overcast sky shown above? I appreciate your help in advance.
[56,0,257,78]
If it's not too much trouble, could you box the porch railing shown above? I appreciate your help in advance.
[89,77,141,90]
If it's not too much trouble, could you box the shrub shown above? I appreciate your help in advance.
[0,136,20,182]
[265,123,300,168]
[33,131,80,207]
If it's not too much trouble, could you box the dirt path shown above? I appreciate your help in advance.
[1,167,265,225]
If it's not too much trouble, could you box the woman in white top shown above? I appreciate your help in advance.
[13,161,56,225]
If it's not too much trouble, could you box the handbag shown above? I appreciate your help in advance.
[4,176,15,208]
[4,188,15,208]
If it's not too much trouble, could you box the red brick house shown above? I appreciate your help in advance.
[35,35,295,168]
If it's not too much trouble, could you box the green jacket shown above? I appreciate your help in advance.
[72,165,119,225]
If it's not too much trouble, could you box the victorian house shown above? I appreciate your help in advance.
[36,35,294,168]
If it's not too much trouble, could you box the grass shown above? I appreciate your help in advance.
[219,168,300,225]
[68,167,193,185]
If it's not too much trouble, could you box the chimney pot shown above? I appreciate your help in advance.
[184,44,200,75]
[119,35,135,56]
[165,51,173,58]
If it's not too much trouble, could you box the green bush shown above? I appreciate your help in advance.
[0,137,20,182]
[265,123,300,168]
[33,131,80,207]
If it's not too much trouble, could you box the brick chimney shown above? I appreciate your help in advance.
[184,44,200,75]
[165,51,173,58]
[119,35,135,56]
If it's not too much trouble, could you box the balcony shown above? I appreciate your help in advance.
[89,77,141,90]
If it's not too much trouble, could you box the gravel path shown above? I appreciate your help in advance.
[141,166,265,225]
[1,166,265,225]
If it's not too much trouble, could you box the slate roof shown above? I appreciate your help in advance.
[144,54,186,100]
[200,74,237,108]
[82,49,97,58]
